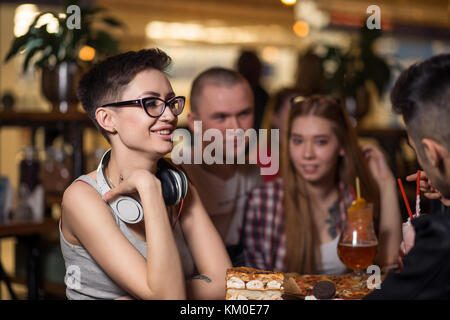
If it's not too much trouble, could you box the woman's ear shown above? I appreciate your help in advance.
[95,108,117,134]
[339,148,345,157]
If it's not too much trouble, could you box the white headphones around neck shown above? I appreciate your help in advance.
[96,149,188,224]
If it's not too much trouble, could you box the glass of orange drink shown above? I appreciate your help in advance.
[337,199,378,275]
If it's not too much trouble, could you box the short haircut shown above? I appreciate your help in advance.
[77,48,172,140]
[189,67,249,113]
[391,54,450,152]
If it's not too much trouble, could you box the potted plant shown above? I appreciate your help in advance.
[308,25,391,124]
[4,0,125,113]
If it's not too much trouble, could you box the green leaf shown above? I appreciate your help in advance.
[101,16,125,28]
[23,45,45,73]
[4,3,125,71]
[24,38,44,51]
[89,30,120,56]
[82,6,107,16]
[34,45,54,68]
[4,34,33,62]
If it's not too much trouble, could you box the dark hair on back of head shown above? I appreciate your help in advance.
[237,50,262,84]
[391,54,450,149]
[189,67,248,113]
[391,54,450,123]
[77,48,172,141]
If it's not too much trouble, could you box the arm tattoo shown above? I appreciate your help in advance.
[189,274,212,283]
[325,200,340,239]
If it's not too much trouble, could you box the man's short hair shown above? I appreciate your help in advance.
[77,48,171,140]
[391,54,450,152]
[189,67,249,113]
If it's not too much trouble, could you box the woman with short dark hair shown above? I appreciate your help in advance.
[60,49,231,300]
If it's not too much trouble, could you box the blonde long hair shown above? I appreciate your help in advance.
[282,95,380,274]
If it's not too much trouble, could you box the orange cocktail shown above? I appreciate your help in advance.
[337,200,378,274]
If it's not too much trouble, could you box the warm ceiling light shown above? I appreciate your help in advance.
[281,0,297,5]
[262,46,279,63]
[293,20,309,37]
[36,13,59,33]
[14,4,39,37]
[79,45,96,61]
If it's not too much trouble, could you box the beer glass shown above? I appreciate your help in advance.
[337,203,378,275]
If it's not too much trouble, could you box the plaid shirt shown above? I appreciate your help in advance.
[243,178,354,272]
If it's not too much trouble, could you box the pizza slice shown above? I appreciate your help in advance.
[284,274,376,299]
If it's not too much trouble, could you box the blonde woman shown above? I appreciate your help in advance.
[243,95,401,274]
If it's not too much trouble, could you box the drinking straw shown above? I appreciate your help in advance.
[416,170,421,217]
[349,185,357,201]
[356,177,361,199]
[397,178,413,220]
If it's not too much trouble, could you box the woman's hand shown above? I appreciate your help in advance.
[406,170,450,206]
[362,144,395,187]
[103,169,162,202]
[62,170,185,299]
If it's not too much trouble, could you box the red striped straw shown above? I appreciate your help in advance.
[397,178,413,220]
[416,170,421,216]
[349,185,357,201]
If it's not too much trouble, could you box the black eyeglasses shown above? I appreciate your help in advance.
[100,96,185,118]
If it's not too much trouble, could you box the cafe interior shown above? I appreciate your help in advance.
[0,0,449,300]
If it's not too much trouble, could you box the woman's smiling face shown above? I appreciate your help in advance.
[113,69,178,156]
[289,115,343,184]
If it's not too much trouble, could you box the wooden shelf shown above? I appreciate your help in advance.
[0,110,93,127]
[0,110,95,177]
[9,275,66,299]
[45,193,63,207]
[0,218,58,238]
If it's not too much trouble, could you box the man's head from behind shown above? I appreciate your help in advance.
[188,67,254,160]
[391,54,450,197]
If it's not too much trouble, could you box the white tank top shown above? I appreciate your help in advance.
[60,175,195,299]
[316,236,349,275]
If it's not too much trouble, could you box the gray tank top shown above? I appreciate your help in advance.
[59,175,195,300]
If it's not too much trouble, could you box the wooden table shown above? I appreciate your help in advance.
[0,218,58,300]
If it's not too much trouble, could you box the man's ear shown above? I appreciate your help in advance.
[422,138,445,168]
[187,111,198,133]
[95,108,117,134]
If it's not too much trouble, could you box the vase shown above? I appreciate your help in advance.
[41,62,83,113]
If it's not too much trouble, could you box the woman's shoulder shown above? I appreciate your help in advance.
[61,171,111,244]
[62,171,101,211]
[250,177,284,197]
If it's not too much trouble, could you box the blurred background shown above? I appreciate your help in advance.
[0,0,448,299]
